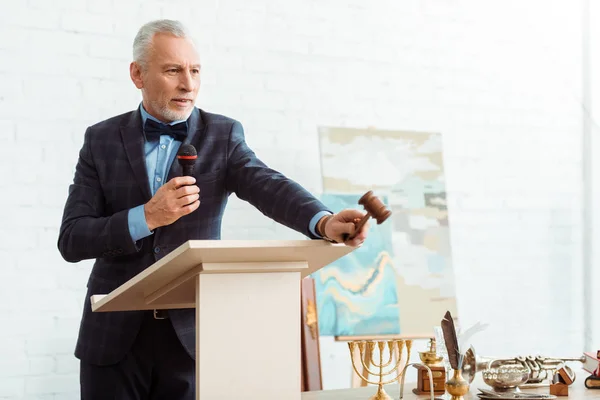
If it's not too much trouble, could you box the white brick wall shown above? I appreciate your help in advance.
[0,0,591,396]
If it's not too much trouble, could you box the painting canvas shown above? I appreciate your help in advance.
[312,127,458,337]
[313,193,400,336]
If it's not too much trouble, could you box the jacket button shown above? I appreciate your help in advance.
[154,246,160,254]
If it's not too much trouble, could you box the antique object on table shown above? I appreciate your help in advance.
[588,350,600,375]
[549,378,568,396]
[555,366,574,385]
[585,375,600,389]
[399,362,435,400]
[440,310,472,399]
[584,350,600,389]
[347,339,412,400]
[405,339,413,366]
[446,368,470,400]
[413,338,446,395]
[481,362,530,392]
[549,368,571,397]
[461,346,585,385]
[476,388,557,399]
[419,337,444,366]
[548,384,568,397]
[516,356,578,384]
[344,190,391,241]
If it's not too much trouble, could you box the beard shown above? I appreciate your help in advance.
[148,98,193,122]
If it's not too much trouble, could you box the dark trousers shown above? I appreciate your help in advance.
[80,311,194,400]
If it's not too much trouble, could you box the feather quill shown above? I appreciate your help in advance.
[441,310,460,370]
[458,321,489,357]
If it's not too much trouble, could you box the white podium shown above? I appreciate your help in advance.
[90,240,354,400]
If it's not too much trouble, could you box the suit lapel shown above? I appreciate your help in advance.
[120,110,152,201]
[167,107,206,181]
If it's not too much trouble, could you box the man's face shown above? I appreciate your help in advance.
[130,33,200,122]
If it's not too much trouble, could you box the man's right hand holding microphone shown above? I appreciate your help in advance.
[143,176,200,231]
[144,144,199,231]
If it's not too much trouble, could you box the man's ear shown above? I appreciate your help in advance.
[130,62,144,89]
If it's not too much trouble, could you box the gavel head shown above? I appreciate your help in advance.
[358,191,392,224]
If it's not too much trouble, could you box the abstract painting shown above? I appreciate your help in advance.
[312,126,458,336]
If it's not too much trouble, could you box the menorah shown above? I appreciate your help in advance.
[348,339,413,400]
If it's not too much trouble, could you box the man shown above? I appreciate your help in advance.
[58,19,368,399]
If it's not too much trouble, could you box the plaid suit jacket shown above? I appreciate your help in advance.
[58,107,328,365]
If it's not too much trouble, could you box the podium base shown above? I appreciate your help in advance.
[195,269,303,400]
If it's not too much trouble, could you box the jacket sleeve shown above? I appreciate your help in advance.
[224,121,330,238]
[57,127,141,263]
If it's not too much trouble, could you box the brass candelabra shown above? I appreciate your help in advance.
[347,339,412,400]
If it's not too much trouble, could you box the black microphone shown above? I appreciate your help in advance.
[177,144,197,176]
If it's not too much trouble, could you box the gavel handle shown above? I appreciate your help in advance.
[344,213,371,241]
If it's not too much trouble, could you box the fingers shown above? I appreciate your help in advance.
[332,214,368,247]
[174,184,200,207]
[354,219,369,238]
[177,193,200,207]
[325,213,363,242]
[340,221,356,235]
[180,199,200,214]
[335,217,365,237]
[337,208,366,222]
[344,223,368,247]
[169,176,196,188]
[175,184,200,198]
[145,178,202,229]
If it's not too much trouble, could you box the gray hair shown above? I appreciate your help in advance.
[133,19,190,69]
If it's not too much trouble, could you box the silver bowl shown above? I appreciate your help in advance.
[482,363,530,392]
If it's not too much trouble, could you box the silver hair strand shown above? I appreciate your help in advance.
[133,19,190,69]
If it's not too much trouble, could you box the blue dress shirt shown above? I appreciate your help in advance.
[127,104,329,242]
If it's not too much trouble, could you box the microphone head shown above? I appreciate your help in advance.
[177,144,197,166]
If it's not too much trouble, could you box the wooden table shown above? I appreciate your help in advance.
[301,376,600,399]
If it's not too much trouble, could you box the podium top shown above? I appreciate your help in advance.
[158,239,353,276]
[91,239,354,312]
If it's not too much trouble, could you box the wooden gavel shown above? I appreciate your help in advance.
[344,190,392,240]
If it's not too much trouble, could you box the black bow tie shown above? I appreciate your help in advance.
[144,119,188,141]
